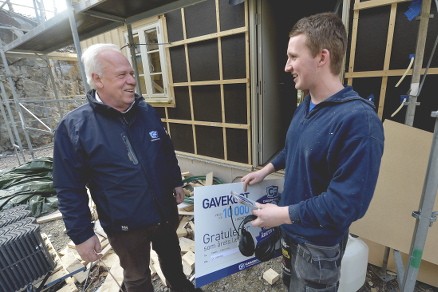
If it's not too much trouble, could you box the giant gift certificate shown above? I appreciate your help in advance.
[194,179,283,287]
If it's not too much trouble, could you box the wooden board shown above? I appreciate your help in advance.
[36,210,62,224]
[351,120,437,264]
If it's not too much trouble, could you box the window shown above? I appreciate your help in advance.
[126,20,172,104]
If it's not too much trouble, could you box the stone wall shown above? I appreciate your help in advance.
[0,10,84,154]
[0,57,84,153]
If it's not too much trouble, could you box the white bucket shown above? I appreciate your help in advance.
[338,234,369,292]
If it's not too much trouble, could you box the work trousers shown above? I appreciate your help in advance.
[286,234,348,292]
[107,223,195,292]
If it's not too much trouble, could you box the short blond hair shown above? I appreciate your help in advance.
[289,12,347,75]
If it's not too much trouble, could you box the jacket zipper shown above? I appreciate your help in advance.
[121,133,139,165]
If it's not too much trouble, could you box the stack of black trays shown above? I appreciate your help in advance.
[0,205,55,291]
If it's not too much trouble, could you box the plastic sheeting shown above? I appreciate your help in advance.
[0,157,57,217]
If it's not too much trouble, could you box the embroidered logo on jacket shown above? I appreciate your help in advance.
[149,130,160,142]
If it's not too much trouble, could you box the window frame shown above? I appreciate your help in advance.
[125,19,173,105]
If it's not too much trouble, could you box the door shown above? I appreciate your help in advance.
[251,0,341,166]
[252,0,296,165]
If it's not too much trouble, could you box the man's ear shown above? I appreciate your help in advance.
[92,73,103,89]
[318,49,330,66]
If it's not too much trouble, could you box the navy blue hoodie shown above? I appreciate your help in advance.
[53,91,182,244]
[271,86,384,246]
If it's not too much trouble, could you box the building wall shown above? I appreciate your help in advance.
[345,0,438,132]
[80,0,251,166]
[160,1,250,165]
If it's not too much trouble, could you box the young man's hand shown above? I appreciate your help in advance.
[241,163,275,191]
[251,203,292,228]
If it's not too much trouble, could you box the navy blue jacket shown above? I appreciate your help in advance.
[271,86,384,246]
[53,90,182,244]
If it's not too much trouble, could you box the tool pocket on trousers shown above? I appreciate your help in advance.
[295,242,341,287]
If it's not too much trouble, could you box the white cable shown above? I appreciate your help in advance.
[391,97,407,117]
[395,56,414,87]
[98,258,125,291]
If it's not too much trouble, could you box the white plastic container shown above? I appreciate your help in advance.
[338,234,369,292]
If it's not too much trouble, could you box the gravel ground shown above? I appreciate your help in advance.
[38,218,438,292]
[38,217,287,292]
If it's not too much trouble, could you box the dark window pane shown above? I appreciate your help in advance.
[170,46,187,83]
[226,128,248,164]
[192,85,221,122]
[222,34,246,79]
[184,0,216,38]
[169,123,194,153]
[155,107,165,118]
[196,125,224,159]
[166,10,184,42]
[188,39,219,81]
[168,87,191,120]
[354,7,389,72]
[219,0,245,31]
[224,84,246,124]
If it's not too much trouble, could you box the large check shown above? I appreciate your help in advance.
[194,179,283,287]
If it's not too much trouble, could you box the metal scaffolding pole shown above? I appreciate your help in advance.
[394,2,437,290]
[66,0,89,93]
[401,111,438,292]
[126,23,142,95]
[404,0,431,126]
[33,0,46,23]
[0,48,35,160]
[0,82,24,164]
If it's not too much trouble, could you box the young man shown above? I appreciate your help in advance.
[242,12,384,291]
[53,44,200,292]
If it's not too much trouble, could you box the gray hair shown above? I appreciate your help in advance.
[81,43,120,89]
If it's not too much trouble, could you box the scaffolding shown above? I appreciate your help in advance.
[0,0,85,164]
[0,0,206,165]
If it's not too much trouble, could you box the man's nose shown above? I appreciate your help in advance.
[128,74,136,84]
[284,61,291,72]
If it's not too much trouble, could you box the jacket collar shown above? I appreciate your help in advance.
[303,86,377,112]
[86,89,144,116]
